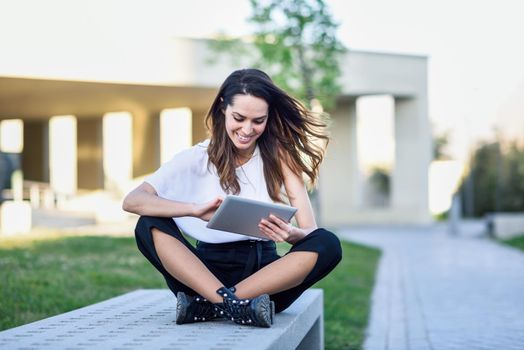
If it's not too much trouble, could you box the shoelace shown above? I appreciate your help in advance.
[222,297,256,324]
[217,287,254,324]
[190,296,218,322]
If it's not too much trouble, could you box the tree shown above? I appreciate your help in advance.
[208,0,345,222]
[433,130,452,160]
[210,0,345,111]
[367,167,390,207]
[458,140,524,217]
[369,167,390,195]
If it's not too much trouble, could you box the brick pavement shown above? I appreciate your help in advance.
[339,225,524,350]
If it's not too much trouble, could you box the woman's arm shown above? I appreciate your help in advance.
[258,157,318,244]
[122,182,222,220]
[281,160,317,230]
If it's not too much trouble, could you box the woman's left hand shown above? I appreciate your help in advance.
[258,214,314,244]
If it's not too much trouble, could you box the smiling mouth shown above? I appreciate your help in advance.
[236,133,252,143]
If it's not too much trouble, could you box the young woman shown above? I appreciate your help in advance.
[122,68,342,328]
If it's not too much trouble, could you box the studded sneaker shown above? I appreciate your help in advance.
[175,292,219,324]
[215,287,274,328]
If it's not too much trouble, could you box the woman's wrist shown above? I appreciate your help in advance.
[286,225,307,244]
[290,225,318,243]
[188,202,197,217]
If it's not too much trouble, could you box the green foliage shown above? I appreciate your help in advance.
[0,235,380,350]
[459,140,524,217]
[211,0,345,111]
[369,167,390,195]
[500,234,524,252]
[433,130,452,160]
[434,210,449,222]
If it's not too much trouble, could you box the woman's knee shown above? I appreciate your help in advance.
[313,228,343,265]
[135,216,175,242]
[135,216,153,242]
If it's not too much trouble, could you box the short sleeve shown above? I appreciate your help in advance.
[144,147,195,199]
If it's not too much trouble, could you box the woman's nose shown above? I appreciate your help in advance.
[242,123,253,134]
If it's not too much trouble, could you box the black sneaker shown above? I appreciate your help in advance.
[175,292,219,324]
[215,287,274,328]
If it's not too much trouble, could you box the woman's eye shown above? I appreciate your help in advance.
[234,117,243,122]
[254,120,265,125]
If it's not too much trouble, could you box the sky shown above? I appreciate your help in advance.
[1,0,523,161]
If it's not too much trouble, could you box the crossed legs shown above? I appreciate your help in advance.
[151,228,318,303]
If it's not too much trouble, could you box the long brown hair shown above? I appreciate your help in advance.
[205,68,329,202]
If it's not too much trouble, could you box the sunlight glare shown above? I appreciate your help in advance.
[356,95,395,174]
[0,119,23,153]
[49,115,77,196]
[429,160,465,215]
[103,112,132,193]
[160,108,192,164]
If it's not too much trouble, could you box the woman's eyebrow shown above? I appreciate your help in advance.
[232,112,267,119]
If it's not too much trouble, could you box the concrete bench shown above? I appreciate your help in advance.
[0,288,324,350]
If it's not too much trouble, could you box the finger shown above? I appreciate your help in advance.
[260,220,288,241]
[269,215,288,229]
[265,218,289,236]
[258,224,280,242]
[260,219,280,234]
[259,221,285,241]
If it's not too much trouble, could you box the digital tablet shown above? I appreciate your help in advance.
[206,196,297,239]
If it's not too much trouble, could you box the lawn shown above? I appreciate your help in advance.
[499,234,524,252]
[0,233,380,350]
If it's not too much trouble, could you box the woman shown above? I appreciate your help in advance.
[123,68,342,328]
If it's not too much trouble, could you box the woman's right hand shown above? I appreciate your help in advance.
[192,197,223,221]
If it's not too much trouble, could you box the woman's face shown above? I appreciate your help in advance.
[224,94,269,156]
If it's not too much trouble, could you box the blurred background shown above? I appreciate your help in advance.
[1,1,524,348]
[0,0,523,237]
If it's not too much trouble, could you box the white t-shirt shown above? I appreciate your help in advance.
[144,139,273,243]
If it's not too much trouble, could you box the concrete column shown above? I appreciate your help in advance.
[22,119,49,183]
[0,119,32,234]
[392,96,432,223]
[131,109,160,178]
[0,119,23,200]
[77,117,103,190]
[191,108,209,145]
[49,115,77,196]
[319,99,362,226]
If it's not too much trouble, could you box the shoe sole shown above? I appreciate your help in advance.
[175,292,188,325]
[253,294,272,328]
[270,301,275,325]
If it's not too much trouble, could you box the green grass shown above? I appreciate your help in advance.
[499,234,524,251]
[314,241,380,349]
[0,234,380,350]
[0,235,165,331]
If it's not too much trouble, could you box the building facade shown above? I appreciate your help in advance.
[0,38,432,230]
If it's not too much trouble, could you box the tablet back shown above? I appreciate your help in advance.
[206,196,297,239]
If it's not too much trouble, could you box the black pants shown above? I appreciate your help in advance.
[134,216,342,313]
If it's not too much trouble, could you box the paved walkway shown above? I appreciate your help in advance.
[339,223,524,350]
